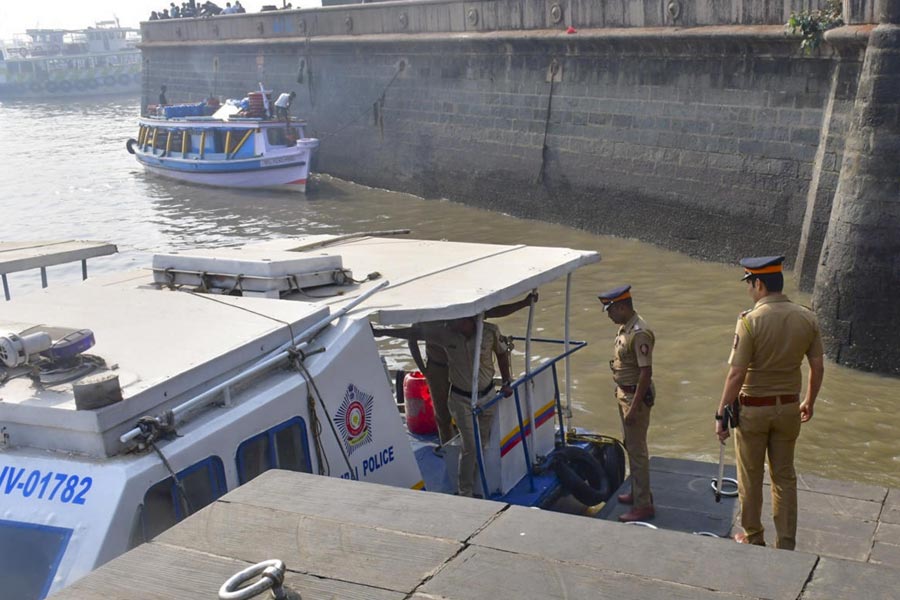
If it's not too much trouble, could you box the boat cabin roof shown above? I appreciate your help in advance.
[246,235,601,324]
[0,285,327,456]
[139,116,309,128]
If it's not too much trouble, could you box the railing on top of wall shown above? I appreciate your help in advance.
[140,0,878,45]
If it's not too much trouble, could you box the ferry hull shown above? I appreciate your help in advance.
[139,161,309,193]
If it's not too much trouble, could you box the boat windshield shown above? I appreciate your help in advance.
[0,519,72,600]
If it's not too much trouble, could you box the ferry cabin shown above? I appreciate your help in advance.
[135,120,306,161]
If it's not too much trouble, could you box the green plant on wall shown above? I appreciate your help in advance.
[786,0,844,52]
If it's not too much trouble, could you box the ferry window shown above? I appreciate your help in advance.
[237,417,311,484]
[7,62,19,74]
[141,456,226,540]
[0,519,72,600]
[20,62,33,73]
[266,127,300,147]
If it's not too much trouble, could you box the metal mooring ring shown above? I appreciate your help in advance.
[710,477,739,497]
[623,521,658,529]
[550,4,563,24]
[693,531,721,537]
[667,0,682,20]
[219,559,286,600]
[399,12,408,29]
[467,8,479,26]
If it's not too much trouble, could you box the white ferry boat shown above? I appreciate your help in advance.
[127,108,319,193]
[0,232,621,599]
[0,21,140,99]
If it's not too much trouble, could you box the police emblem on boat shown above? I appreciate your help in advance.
[334,384,375,455]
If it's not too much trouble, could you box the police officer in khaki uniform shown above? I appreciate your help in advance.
[716,256,825,549]
[598,285,656,522]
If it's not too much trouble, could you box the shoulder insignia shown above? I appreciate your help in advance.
[639,343,650,356]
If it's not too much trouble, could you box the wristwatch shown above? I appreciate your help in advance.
[715,413,724,421]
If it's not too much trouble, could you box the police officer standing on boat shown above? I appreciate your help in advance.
[716,256,825,549]
[598,285,656,522]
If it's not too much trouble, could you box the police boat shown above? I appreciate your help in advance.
[0,231,623,599]
[126,93,319,193]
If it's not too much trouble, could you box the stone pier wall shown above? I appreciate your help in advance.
[139,0,899,373]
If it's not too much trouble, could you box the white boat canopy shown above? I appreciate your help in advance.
[247,235,601,324]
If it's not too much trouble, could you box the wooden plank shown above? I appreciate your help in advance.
[801,557,900,600]
[420,545,741,600]
[471,506,818,600]
[155,498,461,593]
[51,542,404,600]
[0,241,117,275]
[222,470,504,541]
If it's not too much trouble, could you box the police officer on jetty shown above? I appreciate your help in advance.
[598,285,655,522]
[716,256,824,549]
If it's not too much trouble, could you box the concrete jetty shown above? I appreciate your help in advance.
[52,462,900,599]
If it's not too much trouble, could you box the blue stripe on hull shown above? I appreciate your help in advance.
[135,154,305,174]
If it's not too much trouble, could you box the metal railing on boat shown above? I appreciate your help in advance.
[0,240,117,301]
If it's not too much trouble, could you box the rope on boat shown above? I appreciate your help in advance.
[290,353,355,480]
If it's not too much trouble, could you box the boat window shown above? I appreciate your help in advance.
[266,127,300,147]
[140,456,226,540]
[19,61,34,73]
[7,62,20,74]
[237,417,312,484]
[0,519,72,600]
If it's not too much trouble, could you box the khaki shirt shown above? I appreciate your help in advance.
[610,313,654,387]
[729,294,824,396]
[421,322,504,393]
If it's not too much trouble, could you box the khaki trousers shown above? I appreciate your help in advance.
[448,391,496,497]
[423,362,453,445]
[734,400,801,549]
[617,392,652,508]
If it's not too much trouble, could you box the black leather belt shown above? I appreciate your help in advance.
[739,394,799,407]
[451,382,494,398]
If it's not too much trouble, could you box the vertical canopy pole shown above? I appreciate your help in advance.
[471,313,489,498]
[524,290,536,467]
[564,274,573,426]
[81,259,88,280]
[2,274,10,301]
[40,267,48,289]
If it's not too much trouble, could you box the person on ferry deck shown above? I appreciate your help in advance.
[159,85,168,106]
[373,293,536,451]
[598,285,656,522]
[149,11,160,20]
[716,255,824,549]
[274,91,296,121]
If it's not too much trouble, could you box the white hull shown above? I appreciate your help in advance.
[141,162,309,193]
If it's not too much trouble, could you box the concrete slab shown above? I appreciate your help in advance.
[870,540,900,568]
[420,545,745,600]
[155,499,461,594]
[222,470,503,541]
[801,556,900,600]
[471,506,818,600]
[881,488,900,524]
[50,542,404,600]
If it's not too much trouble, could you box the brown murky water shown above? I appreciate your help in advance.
[1,97,897,488]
